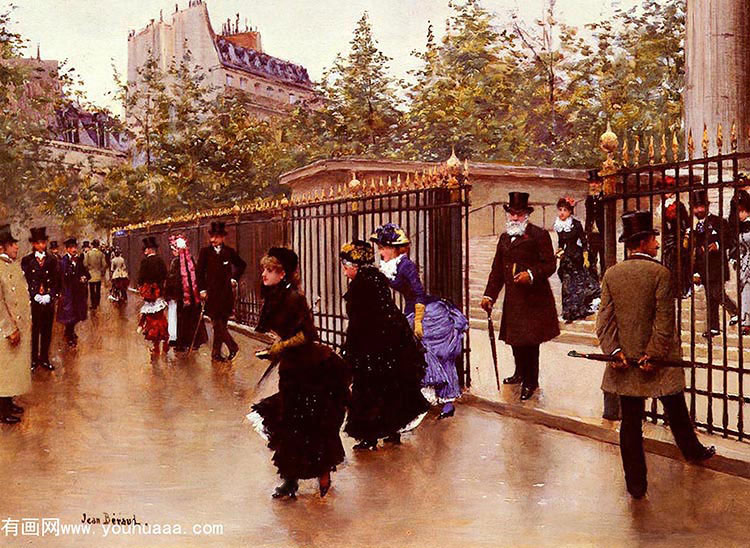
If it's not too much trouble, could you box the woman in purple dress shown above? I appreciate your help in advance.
[371,224,468,419]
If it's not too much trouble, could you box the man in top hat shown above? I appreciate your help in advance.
[480,192,560,400]
[197,221,247,362]
[596,210,715,499]
[57,238,91,347]
[21,227,60,370]
[84,239,107,311]
[584,169,605,279]
[0,224,32,423]
[691,188,738,337]
[49,241,60,260]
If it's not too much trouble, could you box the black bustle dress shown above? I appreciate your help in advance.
[343,265,430,442]
[248,281,351,481]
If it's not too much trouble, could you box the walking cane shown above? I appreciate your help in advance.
[487,311,501,390]
[186,300,206,357]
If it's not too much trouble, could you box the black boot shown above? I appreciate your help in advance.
[272,478,298,499]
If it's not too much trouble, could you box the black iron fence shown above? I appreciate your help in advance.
[112,175,472,386]
[601,130,750,441]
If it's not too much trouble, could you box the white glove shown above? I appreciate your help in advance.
[41,294,51,305]
[34,294,44,304]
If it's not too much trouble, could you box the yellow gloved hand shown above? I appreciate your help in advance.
[268,331,307,357]
[414,303,425,339]
[583,250,590,269]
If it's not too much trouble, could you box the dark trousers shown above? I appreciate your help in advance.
[619,393,705,496]
[64,322,78,343]
[587,235,605,278]
[211,316,238,358]
[31,302,54,364]
[706,280,738,330]
[89,281,102,309]
[511,344,540,388]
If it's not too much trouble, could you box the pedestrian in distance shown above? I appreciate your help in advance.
[137,236,169,356]
[340,239,430,450]
[21,226,59,371]
[370,222,468,420]
[247,247,350,499]
[57,238,90,348]
[596,210,715,500]
[196,221,246,362]
[83,239,107,311]
[480,192,560,401]
[0,224,32,424]
[109,247,129,304]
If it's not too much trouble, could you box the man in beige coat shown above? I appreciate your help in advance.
[0,225,32,424]
[83,239,107,310]
[596,210,715,499]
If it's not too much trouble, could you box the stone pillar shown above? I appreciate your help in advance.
[685,0,750,155]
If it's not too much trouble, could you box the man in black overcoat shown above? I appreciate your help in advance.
[691,188,738,337]
[21,227,59,370]
[584,170,605,279]
[480,192,560,400]
[197,221,247,362]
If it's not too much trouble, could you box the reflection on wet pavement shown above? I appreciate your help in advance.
[0,299,748,546]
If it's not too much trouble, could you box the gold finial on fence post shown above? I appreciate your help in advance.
[622,137,629,166]
[717,123,723,153]
[648,135,655,165]
[731,122,738,153]
[660,133,667,163]
[633,136,640,166]
[688,129,695,160]
[599,122,619,195]
[672,132,679,161]
[702,124,709,158]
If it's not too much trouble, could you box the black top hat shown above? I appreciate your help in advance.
[142,236,159,250]
[691,188,709,206]
[208,221,228,236]
[503,192,534,214]
[49,240,59,250]
[619,210,660,243]
[82,240,90,247]
[587,169,603,182]
[29,226,49,243]
[0,224,18,246]
[64,237,77,248]
[267,247,299,275]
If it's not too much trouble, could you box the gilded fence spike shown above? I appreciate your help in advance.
[405,173,411,188]
[702,124,709,157]
[396,173,402,188]
[732,122,738,152]
[463,158,469,177]
[672,132,679,161]
[632,136,639,166]
[660,133,667,163]
[688,129,695,160]
[648,135,655,165]
[387,175,393,190]
[280,197,289,207]
[329,186,335,199]
[717,123,723,153]
[622,138,629,167]
[370,179,377,194]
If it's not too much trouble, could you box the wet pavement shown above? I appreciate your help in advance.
[1,298,749,547]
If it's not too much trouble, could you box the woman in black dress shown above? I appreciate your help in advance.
[247,247,350,499]
[662,180,692,299]
[340,240,430,450]
[553,197,601,322]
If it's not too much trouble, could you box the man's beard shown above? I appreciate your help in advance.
[506,217,529,237]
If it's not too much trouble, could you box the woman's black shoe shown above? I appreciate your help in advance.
[10,404,24,415]
[0,415,21,424]
[503,374,523,385]
[272,479,298,499]
[383,433,401,445]
[353,439,378,451]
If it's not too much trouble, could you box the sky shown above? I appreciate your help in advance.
[5,0,632,114]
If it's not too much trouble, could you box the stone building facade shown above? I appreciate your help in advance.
[127,0,316,120]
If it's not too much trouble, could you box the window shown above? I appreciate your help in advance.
[289,93,297,104]
[226,74,234,86]
[240,77,247,89]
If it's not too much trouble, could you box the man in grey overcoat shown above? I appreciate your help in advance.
[596,210,715,499]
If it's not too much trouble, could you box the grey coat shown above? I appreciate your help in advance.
[596,255,686,397]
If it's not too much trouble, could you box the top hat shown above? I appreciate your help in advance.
[370,223,410,246]
[82,240,90,247]
[619,210,660,243]
[340,240,375,265]
[92,239,100,247]
[587,169,602,182]
[267,247,299,275]
[691,188,709,206]
[29,227,49,243]
[63,237,77,248]
[49,240,59,250]
[503,192,534,214]
[0,224,19,246]
[208,221,228,236]
[142,236,159,249]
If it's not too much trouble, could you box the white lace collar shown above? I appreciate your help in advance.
[379,254,405,281]
[553,216,574,233]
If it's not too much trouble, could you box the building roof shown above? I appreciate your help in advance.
[215,36,312,88]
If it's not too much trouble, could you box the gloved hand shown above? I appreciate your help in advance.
[268,331,307,357]
[480,297,494,314]
[414,303,425,339]
[40,294,51,305]
[583,250,590,269]
[34,294,44,304]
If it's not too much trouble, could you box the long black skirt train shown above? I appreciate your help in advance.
[248,346,350,480]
